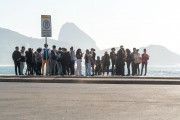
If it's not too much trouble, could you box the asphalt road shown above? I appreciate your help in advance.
[0,83,180,120]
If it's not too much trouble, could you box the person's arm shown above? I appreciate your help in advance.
[12,52,15,61]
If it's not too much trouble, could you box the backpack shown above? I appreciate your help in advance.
[51,50,57,60]
[63,52,71,65]
[57,51,62,62]
[36,53,42,63]
[43,49,49,60]
[104,55,110,65]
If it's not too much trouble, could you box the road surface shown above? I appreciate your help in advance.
[0,82,180,120]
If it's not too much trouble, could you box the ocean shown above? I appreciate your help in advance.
[1,65,180,77]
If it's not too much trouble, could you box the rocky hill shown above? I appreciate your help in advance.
[0,23,99,65]
[58,22,99,51]
[96,45,180,65]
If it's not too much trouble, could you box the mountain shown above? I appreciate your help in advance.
[58,22,99,51]
[1,23,180,65]
[0,23,99,65]
[140,45,180,65]
[0,28,75,65]
[96,45,180,65]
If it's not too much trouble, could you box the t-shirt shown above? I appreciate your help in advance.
[142,53,149,63]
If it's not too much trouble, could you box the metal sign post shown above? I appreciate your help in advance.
[41,15,52,75]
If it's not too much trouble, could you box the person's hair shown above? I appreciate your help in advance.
[104,51,108,55]
[58,47,62,51]
[86,49,89,54]
[70,46,73,50]
[15,46,19,50]
[21,46,25,49]
[44,44,48,48]
[52,45,56,49]
[97,56,100,60]
[37,48,42,53]
[28,48,32,52]
[76,49,81,53]
[126,49,131,54]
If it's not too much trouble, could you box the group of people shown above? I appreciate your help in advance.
[12,44,149,76]
[95,46,150,76]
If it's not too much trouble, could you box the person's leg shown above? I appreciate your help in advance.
[80,60,82,76]
[85,63,88,76]
[144,63,147,75]
[141,63,144,75]
[42,59,45,75]
[132,62,135,75]
[103,65,105,75]
[111,61,115,75]
[70,61,74,75]
[54,60,57,75]
[36,62,40,75]
[91,64,94,76]
[20,62,24,75]
[76,59,81,76]
[122,64,124,76]
[14,62,18,75]
[57,62,62,75]
[51,60,54,75]
[72,61,75,75]
[134,63,137,75]
[127,62,130,75]
[107,65,109,76]
[46,60,49,76]
[137,63,140,75]
[17,62,21,75]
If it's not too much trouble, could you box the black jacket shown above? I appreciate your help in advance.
[12,51,21,62]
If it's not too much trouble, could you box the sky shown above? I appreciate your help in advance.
[1,0,180,53]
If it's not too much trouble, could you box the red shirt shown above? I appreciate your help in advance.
[142,53,149,63]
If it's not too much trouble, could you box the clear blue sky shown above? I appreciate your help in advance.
[1,0,180,53]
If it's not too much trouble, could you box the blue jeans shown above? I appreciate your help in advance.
[85,62,91,76]
[57,62,62,75]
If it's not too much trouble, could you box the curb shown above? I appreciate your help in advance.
[0,77,180,85]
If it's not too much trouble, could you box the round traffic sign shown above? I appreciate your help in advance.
[43,20,50,29]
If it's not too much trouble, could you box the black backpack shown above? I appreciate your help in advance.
[51,50,57,60]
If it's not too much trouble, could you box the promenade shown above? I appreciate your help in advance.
[0,76,180,120]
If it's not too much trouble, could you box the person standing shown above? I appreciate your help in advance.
[103,51,110,76]
[131,48,136,75]
[134,49,141,75]
[76,49,83,76]
[50,45,58,75]
[57,47,63,75]
[70,46,76,75]
[90,48,96,76]
[35,48,42,75]
[125,49,132,76]
[25,48,33,75]
[116,45,126,76]
[141,49,149,76]
[84,49,91,76]
[61,48,71,75]
[110,48,116,75]
[20,46,25,75]
[95,56,102,75]
[12,46,21,75]
[42,44,51,76]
